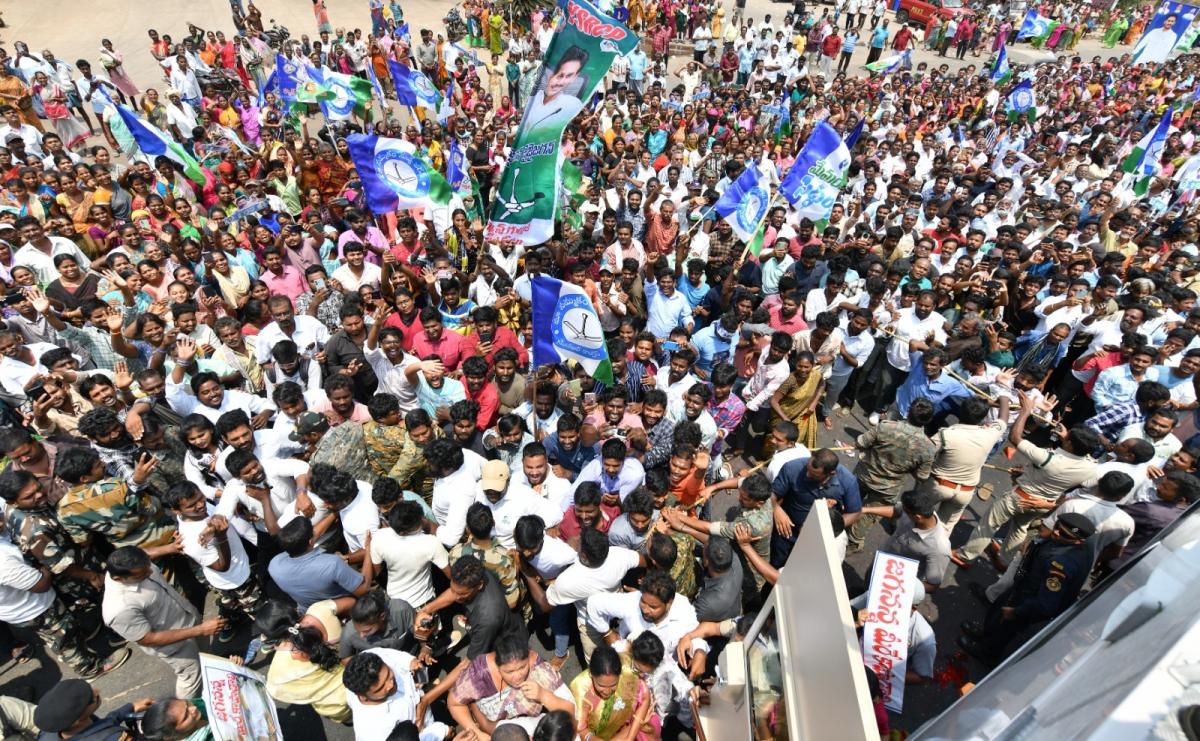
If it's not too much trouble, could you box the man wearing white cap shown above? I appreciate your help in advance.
[475,460,562,549]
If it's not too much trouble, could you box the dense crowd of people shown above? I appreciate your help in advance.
[0,0,1195,739]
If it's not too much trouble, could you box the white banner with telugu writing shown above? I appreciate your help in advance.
[200,653,284,741]
[860,552,920,712]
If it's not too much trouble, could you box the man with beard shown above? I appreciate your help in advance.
[512,441,573,513]
[653,346,701,408]
[542,413,596,481]
[629,389,676,469]
[361,393,410,481]
[573,438,647,518]
[167,338,275,427]
[54,446,178,560]
[390,409,442,504]
[868,290,946,426]
[492,348,526,414]
[321,304,378,403]
[474,460,562,549]
[670,384,718,453]
[767,290,807,335]
[75,407,150,486]
[366,325,420,414]
[255,294,331,367]
[444,400,488,458]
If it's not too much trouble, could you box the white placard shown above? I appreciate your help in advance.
[860,551,920,713]
[200,653,284,740]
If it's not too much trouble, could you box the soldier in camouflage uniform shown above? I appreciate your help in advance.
[389,409,443,506]
[0,516,130,679]
[295,412,377,483]
[53,447,178,557]
[449,503,528,619]
[847,398,937,551]
[663,471,776,591]
[0,470,106,617]
[362,393,410,480]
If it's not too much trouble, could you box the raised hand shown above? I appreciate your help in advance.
[112,360,133,390]
[105,307,125,333]
[175,336,198,362]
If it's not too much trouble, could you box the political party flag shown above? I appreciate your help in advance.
[531,274,614,383]
[865,49,909,75]
[112,102,205,185]
[713,166,773,243]
[258,70,278,108]
[347,133,453,214]
[1017,10,1056,41]
[273,54,302,102]
[447,141,472,196]
[778,121,854,223]
[1123,108,1173,197]
[308,67,372,120]
[486,0,639,245]
[764,100,791,144]
[388,60,442,111]
[365,61,386,104]
[1005,79,1037,122]
[397,22,412,45]
[990,44,1011,85]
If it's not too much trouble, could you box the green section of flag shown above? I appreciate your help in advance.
[348,76,374,106]
[295,80,333,103]
[746,218,766,257]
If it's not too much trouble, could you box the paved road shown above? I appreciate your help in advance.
[0,1,1123,737]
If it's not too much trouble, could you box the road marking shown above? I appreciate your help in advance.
[108,677,159,701]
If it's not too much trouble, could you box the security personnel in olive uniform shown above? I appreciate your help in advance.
[958,511,1096,662]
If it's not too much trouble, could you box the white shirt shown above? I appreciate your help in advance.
[166,383,274,422]
[886,307,948,372]
[254,315,331,364]
[474,483,563,549]
[341,482,382,553]
[655,367,700,408]
[169,67,202,99]
[367,349,420,414]
[431,452,487,547]
[526,535,577,580]
[330,262,382,292]
[832,329,875,376]
[14,237,89,286]
[217,455,316,529]
[0,539,52,624]
[346,648,443,741]
[176,512,252,590]
[370,529,448,607]
[767,445,812,481]
[0,341,61,397]
[1045,492,1135,562]
[586,590,709,656]
[512,468,574,513]
[546,546,640,609]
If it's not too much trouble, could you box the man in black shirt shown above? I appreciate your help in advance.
[416,555,526,659]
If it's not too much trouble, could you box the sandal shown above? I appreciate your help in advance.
[10,643,32,664]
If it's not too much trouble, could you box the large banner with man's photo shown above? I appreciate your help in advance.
[1132,1,1200,65]
[485,0,639,245]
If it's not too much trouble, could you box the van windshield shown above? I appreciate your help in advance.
[942,0,964,7]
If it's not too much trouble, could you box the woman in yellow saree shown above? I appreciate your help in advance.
[768,351,825,447]
[570,646,659,741]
